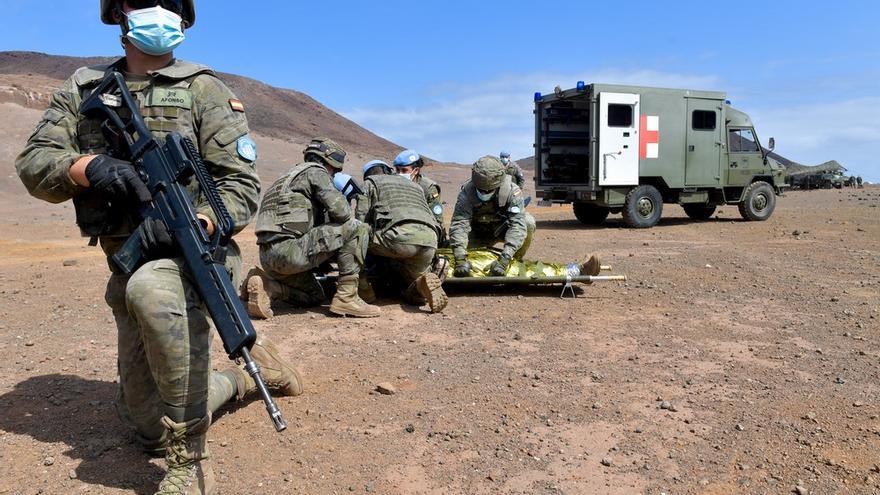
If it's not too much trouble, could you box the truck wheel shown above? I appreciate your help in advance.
[682,204,716,220]
[622,185,663,228]
[738,181,776,221]
[572,203,609,225]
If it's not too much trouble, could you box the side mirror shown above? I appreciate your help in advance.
[768,137,775,151]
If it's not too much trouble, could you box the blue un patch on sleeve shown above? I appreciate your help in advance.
[432,204,443,215]
[236,135,257,162]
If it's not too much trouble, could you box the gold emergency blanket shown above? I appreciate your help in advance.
[435,248,577,278]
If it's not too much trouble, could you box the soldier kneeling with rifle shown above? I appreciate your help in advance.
[16,1,300,493]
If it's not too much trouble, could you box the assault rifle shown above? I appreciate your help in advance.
[80,71,286,432]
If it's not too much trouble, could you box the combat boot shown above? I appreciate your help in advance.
[358,273,377,304]
[155,415,214,495]
[414,272,447,313]
[330,274,380,317]
[227,337,304,398]
[580,255,602,276]
[431,256,450,284]
[244,267,281,319]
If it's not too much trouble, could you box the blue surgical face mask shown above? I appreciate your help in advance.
[398,171,414,181]
[476,190,495,202]
[125,6,185,56]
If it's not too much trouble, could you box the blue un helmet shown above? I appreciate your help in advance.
[333,173,363,201]
[393,149,424,169]
[362,159,391,178]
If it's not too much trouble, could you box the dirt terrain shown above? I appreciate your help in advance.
[0,185,878,495]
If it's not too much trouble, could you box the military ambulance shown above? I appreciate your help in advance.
[533,83,786,227]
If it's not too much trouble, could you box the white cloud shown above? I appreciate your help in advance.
[342,69,879,181]
[343,69,721,164]
[752,97,880,180]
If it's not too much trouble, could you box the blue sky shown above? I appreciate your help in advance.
[3,0,879,180]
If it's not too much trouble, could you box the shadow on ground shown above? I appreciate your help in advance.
[0,374,163,495]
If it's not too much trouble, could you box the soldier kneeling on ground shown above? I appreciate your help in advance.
[242,138,379,319]
[449,156,540,277]
[356,160,448,313]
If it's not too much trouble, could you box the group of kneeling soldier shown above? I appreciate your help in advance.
[240,139,541,319]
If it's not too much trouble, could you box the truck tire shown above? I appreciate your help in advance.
[682,204,716,220]
[622,185,663,228]
[738,181,776,221]
[572,202,609,225]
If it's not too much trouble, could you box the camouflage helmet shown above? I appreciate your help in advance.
[101,0,196,28]
[471,156,506,191]
[304,137,346,171]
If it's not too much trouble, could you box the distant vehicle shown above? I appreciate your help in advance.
[533,83,786,228]
[788,169,848,189]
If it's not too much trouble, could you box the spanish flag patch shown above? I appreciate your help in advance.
[229,99,245,112]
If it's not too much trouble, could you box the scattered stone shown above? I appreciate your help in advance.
[24,341,34,347]
[365,481,375,492]
[43,456,54,466]
[600,457,613,467]
[735,424,745,432]
[794,485,807,495]
[660,400,672,410]
[68,469,77,479]
[376,382,397,395]
[404,424,415,433]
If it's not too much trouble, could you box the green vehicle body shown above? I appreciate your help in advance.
[533,83,786,227]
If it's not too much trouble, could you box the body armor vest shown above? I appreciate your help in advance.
[365,174,438,236]
[470,176,514,234]
[255,162,326,236]
[72,60,211,239]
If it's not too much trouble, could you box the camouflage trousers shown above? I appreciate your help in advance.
[368,232,436,285]
[469,212,536,260]
[106,256,241,449]
[259,220,369,303]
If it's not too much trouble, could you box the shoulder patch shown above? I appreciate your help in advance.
[229,99,245,112]
[236,135,257,162]
[509,205,522,214]
[432,204,443,215]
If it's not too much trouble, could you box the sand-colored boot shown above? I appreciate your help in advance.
[414,272,447,313]
[330,274,380,317]
[358,273,377,304]
[155,415,214,495]
[244,267,281,319]
[431,256,450,284]
[580,255,602,276]
[227,337,304,398]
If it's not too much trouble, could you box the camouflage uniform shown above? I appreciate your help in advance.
[15,58,260,446]
[357,174,438,282]
[255,162,369,303]
[449,175,536,261]
[356,173,447,312]
[414,173,447,246]
[504,161,526,189]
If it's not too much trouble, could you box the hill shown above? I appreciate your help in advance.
[0,51,471,202]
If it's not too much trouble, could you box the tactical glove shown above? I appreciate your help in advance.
[85,155,152,203]
[136,216,175,258]
[453,260,472,278]
[488,254,511,276]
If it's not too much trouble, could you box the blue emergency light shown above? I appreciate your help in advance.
[576,81,585,91]
[725,99,731,105]
[534,92,542,102]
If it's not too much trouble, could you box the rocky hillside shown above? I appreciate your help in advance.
[0,51,401,159]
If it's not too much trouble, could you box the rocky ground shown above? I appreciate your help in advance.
[0,187,878,495]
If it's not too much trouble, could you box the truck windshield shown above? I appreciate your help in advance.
[729,128,760,153]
